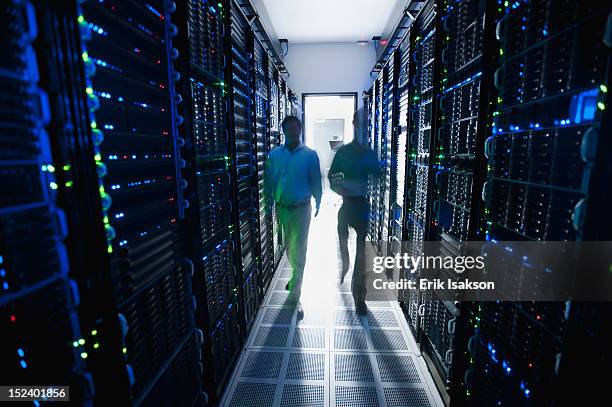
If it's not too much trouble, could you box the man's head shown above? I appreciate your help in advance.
[282,115,302,148]
[352,107,366,144]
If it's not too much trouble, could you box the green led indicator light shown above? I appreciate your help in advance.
[50,182,58,190]
[73,341,79,348]
[63,164,71,171]
[77,15,85,24]
[93,343,100,349]
[597,102,605,110]
[80,352,88,359]
[65,181,74,188]
[91,121,97,129]
[107,245,113,254]
[47,165,55,173]
[122,347,127,354]
[82,52,89,62]
[600,84,608,93]
[91,330,98,336]
[86,87,93,95]
[78,338,85,345]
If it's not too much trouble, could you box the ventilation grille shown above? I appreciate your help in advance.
[370,330,408,351]
[292,328,326,349]
[335,309,362,326]
[286,352,326,380]
[262,307,294,325]
[241,351,283,378]
[367,309,399,327]
[376,355,421,383]
[280,384,325,406]
[334,329,368,350]
[383,387,430,407]
[335,386,380,407]
[229,382,276,407]
[253,326,289,347]
[334,354,374,382]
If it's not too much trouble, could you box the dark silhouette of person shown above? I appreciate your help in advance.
[328,108,380,315]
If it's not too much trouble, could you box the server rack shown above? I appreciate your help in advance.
[397,0,442,341]
[367,78,383,244]
[421,0,498,399]
[253,37,274,292]
[0,2,93,404]
[228,0,261,336]
[268,66,284,268]
[390,32,411,261]
[461,1,612,405]
[173,0,239,402]
[76,1,200,405]
[380,57,397,256]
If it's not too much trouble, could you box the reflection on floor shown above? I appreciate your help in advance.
[220,194,444,406]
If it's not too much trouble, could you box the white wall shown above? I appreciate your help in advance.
[283,42,377,111]
[303,95,356,176]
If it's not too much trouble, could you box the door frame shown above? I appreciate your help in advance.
[301,92,358,144]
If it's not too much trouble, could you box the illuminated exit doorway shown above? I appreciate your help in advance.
[302,93,357,182]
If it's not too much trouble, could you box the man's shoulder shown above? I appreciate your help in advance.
[300,145,319,158]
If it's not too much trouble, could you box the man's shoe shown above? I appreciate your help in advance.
[356,302,368,316]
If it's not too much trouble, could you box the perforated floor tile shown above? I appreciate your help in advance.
[376,354,421,383]
[384,387,431,407]
[269,291,294,306]
[221,238,445,407]
[334,329,368,350]
[335,309,362,326]
[261,307,294,325]
[280,384,325,406]
[334,353,374,382]
[286,352,326,380]
[292,328,326,349]
[253,326,289,347]
[370,330,409,351]
[297,309,328,326]
[241,351,284,378]
[366,300,392,308]
[275,279,290,291]
[228,382,276,407]
[367,309,399,327]
[334,386,380,407]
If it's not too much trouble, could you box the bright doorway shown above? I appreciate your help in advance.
[302,93,357,181]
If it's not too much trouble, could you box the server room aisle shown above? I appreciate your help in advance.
[219,193,444,407]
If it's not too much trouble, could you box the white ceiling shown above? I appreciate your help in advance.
[259,0,404,43]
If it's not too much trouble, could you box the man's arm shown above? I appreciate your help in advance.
[309,151,323,215]
[327,149,344,195]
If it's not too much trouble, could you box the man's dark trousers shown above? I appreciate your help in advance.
[337,197,369,307]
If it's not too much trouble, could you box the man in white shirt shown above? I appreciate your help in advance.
[264,115,322,318]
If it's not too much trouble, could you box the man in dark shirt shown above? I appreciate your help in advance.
[328,108,380,315]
